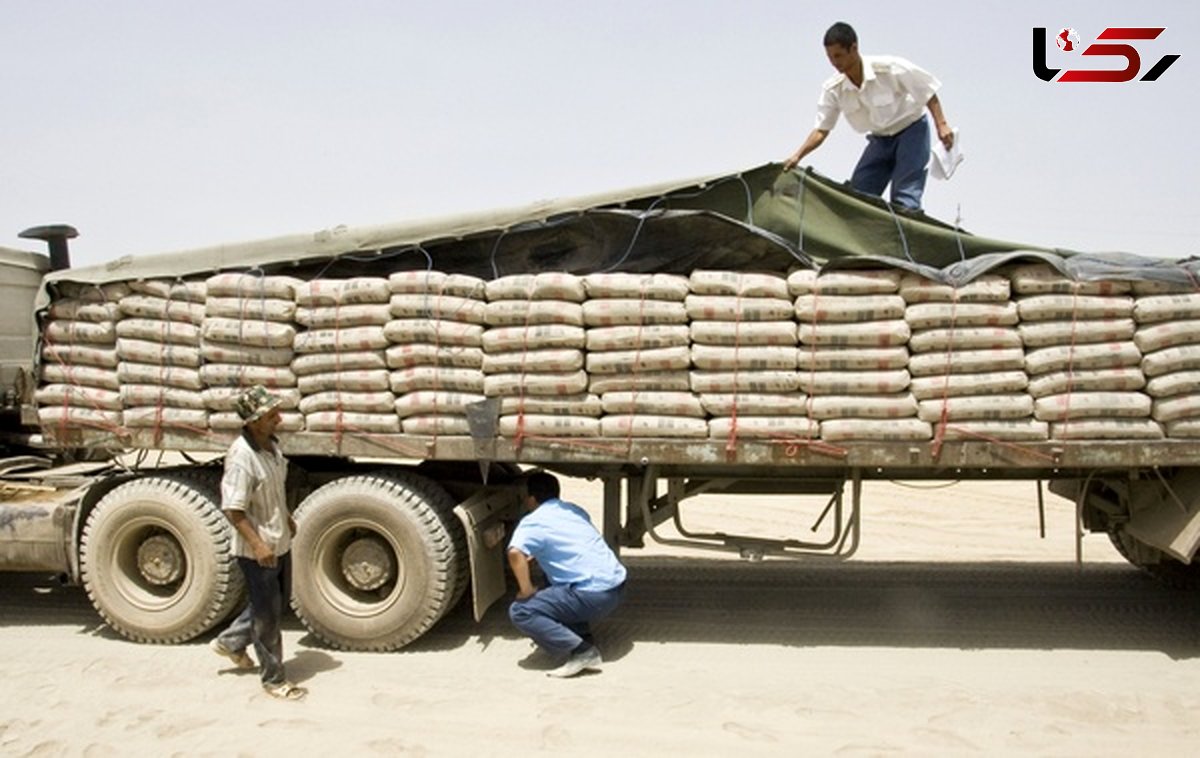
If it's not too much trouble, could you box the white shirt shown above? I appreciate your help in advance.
[221,433,291,558]
[814,54,941,137]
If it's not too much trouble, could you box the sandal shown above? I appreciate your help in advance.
[210,639,256,670]
[264,681,308,701]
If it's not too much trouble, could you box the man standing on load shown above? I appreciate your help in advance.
[783,21,954,211]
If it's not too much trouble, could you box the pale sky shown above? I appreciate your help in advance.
[2,0,1196,268]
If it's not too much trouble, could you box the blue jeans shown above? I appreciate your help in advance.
[509,583,625,656]
[851,116,931,210]
[233,553,291,686]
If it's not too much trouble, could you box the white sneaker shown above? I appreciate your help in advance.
[546,646,602,678]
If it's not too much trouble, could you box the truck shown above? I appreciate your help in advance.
[3,164,1198,651]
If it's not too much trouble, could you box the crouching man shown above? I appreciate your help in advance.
[507,472,627,678]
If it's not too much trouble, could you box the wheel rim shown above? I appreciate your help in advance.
[311,519,405,617]
[105,516,191,610]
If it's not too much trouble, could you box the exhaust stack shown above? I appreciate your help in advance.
[19,225,78,272]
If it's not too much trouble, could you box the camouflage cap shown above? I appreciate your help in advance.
[235,385,283,424]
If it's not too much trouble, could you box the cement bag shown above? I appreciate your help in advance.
[485,301,584,327]
[118,295,206,325]
[385,343,483,370]
[38,406,122,430]
[582,299,688,327]
[210,411,304,432]
[583,273,689,300]
[484,325,586,352]
[199,364,296,389]
[53,281,130,302]
[297,369,391,394]
[908,348,1026,377]
[691,345,797,371]
[41,363,120,391]
[199,341,295,368]
[1145,370,1200,399]
[797,347,909,372]
[699,393,810,416]
[401,415,471,435]
[119,363,203,391]
[1051,419,1163,440]
[292,350,388,375]
[393,390,486,418]
[709,416,819,439]
[1017,295,1134,322]
[798,320,911,347]
[688,271,789,299]
[601,391,705,417]
[909,327,1022,353]
[898,273,1010,303]
[384,319,484,346]
[120,385,205,410]
[1027,368,1146,398]
[685,296,793,323]
[917,394,1034,422]
[1025,342,1142,374]
[123,407,209,429]
[586,345,691,374]
[484,370,588,397]
[35,384,122,411]
[820,418,932,441]
[793,294,906,323]
[202,317,296,348]
[1133,319,1200,353]
[486,273,585,302]
[690,371,801,394]
[116,318,202,346]
[294,326,388,354]
[206,273,301,300]
[501,394,603,417]
[1142,345,1200,377]
[47,299,121,322]
[388,271,486,298]
[1009,264,1131,296]
[600,415,709,438]
[117,339,201,368]
[904,302,1019,329]
[1018,319,1136,348]
[499,415,600,437]
[295,303,392,329]
[205,296,296,323]
[294,277,391,307]
[938,419,1050,441]
[809,393,918,420]
[306,411,399,434]
[202,387,301,412]
[389,366,485,394]
[800,370,910,395]
[689,321,796,347]
[44,320,117,345]
[909,371,1029,400]
[127,279,207,303]
[1152,395,1200,423]
[1165,419,1200,438]
[589,371,692,394]
[588,325,690,351]
[787,269,900,296]
[389,293,487,324]
[483,349,584,374]
[299,390,396,415]
[1034,392,1152,421]
[41,344,118,369]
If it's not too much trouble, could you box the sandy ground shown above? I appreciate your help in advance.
[2,479,1199,757]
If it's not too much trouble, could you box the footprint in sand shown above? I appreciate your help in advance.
[722,721,778,743]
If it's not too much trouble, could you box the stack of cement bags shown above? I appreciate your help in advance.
[202,273,303,432]
[116,279,208,433]
[1013,264,1158,440]
[903,272,1040,440]
[1133,284,1200,437]
[690,271,804,440]
[36,282,127,432]
[388,271,487,435]
[292,277,394,434]
[794,269,924,442]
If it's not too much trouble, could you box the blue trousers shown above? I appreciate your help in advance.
[509,583,625,656]
[232,554,291,686]
[851,116,931,210]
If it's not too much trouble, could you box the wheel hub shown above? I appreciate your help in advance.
[341,536,394,591]
[136,534,185,586]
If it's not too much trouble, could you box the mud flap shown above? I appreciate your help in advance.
[1126,469,1200,564]
[452,487,522,622]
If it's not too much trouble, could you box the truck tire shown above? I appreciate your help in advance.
[80,475,244,643]
[1108,528,1200,590]
[290,472,466,651]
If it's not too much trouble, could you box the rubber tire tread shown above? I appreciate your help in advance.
[1108,529,1200,590]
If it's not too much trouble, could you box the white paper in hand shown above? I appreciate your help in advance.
[930,128,963,180]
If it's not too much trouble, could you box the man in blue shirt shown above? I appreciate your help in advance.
[508,471,627,678]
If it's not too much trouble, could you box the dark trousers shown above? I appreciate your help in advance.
[509,583,625,656]
[851,115,931,210]
[235,553,291,686]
